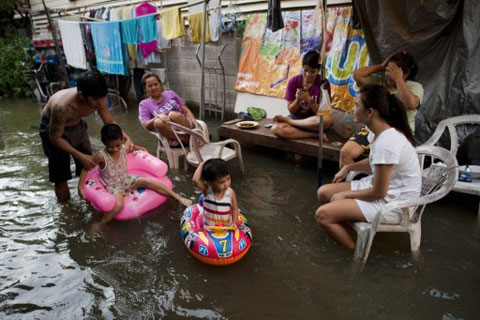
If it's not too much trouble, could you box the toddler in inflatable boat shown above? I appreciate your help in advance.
[182,159,251,265]
[79,124,192,234]
[192,159,239,230]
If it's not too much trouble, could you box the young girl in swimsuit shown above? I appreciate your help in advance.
[192,159,239,230]
[79,123,192,233]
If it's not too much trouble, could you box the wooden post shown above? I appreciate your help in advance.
[42,0,70,88]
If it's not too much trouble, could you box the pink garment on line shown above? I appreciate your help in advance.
[135,2,157,58]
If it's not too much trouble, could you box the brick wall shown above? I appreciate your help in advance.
[163,33,240,119]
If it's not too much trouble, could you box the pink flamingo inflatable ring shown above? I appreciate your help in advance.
[81,150,173,221]
[180,201,252,266]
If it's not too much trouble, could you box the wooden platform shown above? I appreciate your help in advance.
[218,118,347,162]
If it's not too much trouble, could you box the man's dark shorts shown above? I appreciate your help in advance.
[39,116,92,183]
[349,126,371,154]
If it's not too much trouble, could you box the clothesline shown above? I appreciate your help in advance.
[52,0,217,120]
[56,4,220,24]
[57,11,158,23]
[35,0,209,15]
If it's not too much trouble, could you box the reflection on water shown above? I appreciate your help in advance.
[0,98,479,319]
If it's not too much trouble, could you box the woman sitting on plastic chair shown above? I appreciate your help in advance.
[315,84,421,250]
[139,72,198,146]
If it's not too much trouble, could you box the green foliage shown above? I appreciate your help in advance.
[0,0,17,11]
[0,35,32,97]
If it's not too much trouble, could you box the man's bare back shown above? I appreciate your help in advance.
[39,70,135,202]
[42,87,98,127]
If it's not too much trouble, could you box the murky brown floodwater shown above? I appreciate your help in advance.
[0,98,479,319]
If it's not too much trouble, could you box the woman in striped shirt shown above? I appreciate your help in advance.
[192,159,238,230]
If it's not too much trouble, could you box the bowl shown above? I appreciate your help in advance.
[459,165,480,179]
[235,121,259,130]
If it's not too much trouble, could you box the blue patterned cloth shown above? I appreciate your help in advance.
[121,14,157,44]
[121,17,139,43]
[138,14,157,43]
[90,21,128,75]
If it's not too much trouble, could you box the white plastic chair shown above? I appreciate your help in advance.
[349,146,458,265]
[145,120,209,170]
[423,115,480,215]
[166,121,244,172]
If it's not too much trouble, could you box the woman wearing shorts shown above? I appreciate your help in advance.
[315,84,421,250]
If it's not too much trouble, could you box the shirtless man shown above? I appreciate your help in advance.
[39,70,134,202]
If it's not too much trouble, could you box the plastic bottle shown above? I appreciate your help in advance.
[459,164,472,182]
[344,112,354,138]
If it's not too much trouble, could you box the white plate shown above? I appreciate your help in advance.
[459,165,480,179]
[235,121,259,130]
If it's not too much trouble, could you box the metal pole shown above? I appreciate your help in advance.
[42,0,70,88]
[199,0,209,120]
[317,0,327,187]
[317,114,325,187]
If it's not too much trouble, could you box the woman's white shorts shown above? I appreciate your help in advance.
[351,178,401,224]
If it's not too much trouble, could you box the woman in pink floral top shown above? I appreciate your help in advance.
[139,73,198,144]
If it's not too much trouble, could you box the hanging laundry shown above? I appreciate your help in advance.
[188,0,220,42]
[160,7,186,40]
[135,1,156,16]
[135,2,158,58]
[266,0,284,32]
[121,17,139,43]
[156,21,171,50]
[122,5,137,60]
[95,7,105,20]
[121,14,158,56]
[187,11,210,44]
[136,44,162,65]
[58,20,88,70]
[90,21,129,75]
[110,7,122,21]
[137,14,158,57]
[208,0,221,42]
[83,10,97,63]
[102,7,111,21]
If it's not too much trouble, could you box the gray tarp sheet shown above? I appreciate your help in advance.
[353,0,480,143]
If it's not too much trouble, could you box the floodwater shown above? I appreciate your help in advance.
[0,98,479,320]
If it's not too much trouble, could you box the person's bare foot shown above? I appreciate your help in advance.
[273,115,290,123]
[89,221,103,238]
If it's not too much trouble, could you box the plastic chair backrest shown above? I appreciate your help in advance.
[423,114,480,156]
[167,121,209,162]
[410,146,459,222]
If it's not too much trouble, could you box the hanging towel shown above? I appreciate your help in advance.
[137,14,157,43]
[266,0,284,32]
[110,7,122,21]
[58,20,88,70]
[121,14,158,57]
[188,0,220,42]
[160,7,186,40]
[138,14,158,57]
[122,5,137,60]
[187,11,210,44]
[90,21,128,75]
[121,17,139,43]
[156,21,171,50]
[208,0,221,42]
[135,2,158,58]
